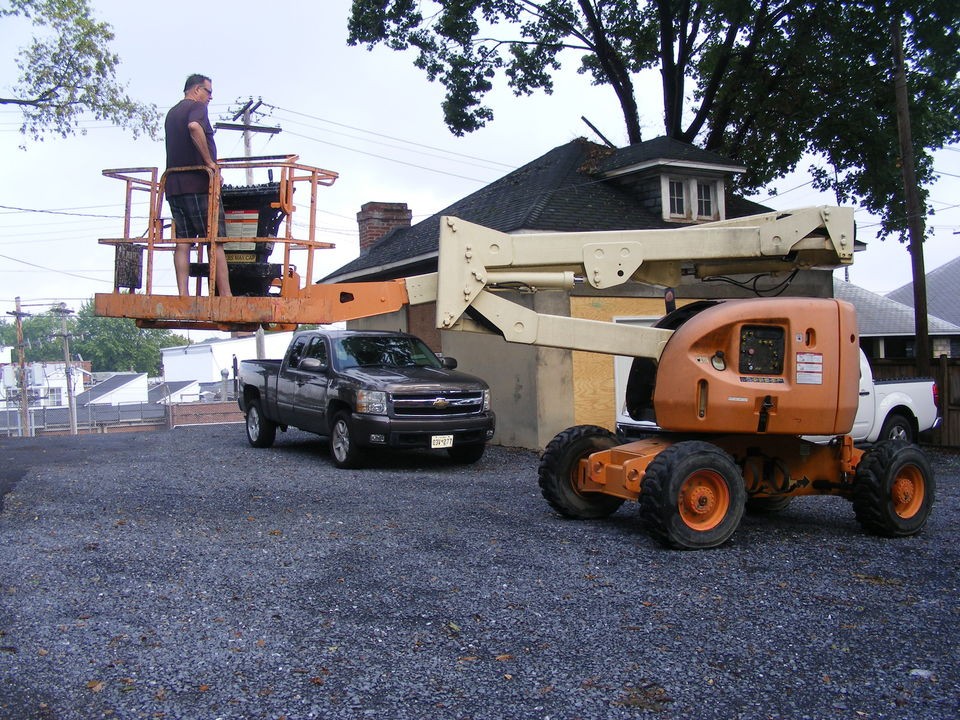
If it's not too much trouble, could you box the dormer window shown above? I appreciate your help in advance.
[669,180,685,216]
[597,137,742,224]
[660,176,724,222]
[697,182,714,218]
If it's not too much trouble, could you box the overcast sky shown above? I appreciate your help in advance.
[2,0,958,329]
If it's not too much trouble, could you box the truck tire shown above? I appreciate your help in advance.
[853,440,934,537]
[878,412,914,444]
[639,441,746,549]
[538,426,625,519]
[330,410,362,469]
[245,399,276,448]
[447,443,485,464]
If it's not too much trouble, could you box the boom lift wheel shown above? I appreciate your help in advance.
[853,440,934,537]
[245,399,277,448]
[639,441,746,549]
[538,426,625,519]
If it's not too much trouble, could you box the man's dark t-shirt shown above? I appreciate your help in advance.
[164,99,217,196]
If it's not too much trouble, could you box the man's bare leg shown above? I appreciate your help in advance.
[174,243,191,296]
[213,244,233,296]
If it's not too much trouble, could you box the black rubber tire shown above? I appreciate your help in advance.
[877,412,914,444]
[538,425,625,519]
[638,441,746,549]
[245,399,276,448]
[745,495,794,514]
[330,411,362,469]
[853,440,934,537]
[447,443,485,464]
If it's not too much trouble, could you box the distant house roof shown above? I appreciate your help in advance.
[885,255,960,327]
[74,373,145,406]
[148,380,198,404]
[834,278,960,336]
[325,137,769,283]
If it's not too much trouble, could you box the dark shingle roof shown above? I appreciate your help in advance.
[885,255,960,327]
[325,137,767,282]
[326,139,694,281]
[74,373,144,406]
[597,135,746,174]
[834,278,960,335]
[148,380,196,404]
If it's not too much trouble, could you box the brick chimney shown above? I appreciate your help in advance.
[357,202,412,255]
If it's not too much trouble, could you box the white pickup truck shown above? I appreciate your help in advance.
[847,349,940,444]
[617,349,940,445]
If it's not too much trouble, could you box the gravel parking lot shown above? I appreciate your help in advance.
[1,425,958,720]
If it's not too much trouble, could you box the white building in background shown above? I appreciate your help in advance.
[161,332,296,383]
[0,361,86,408]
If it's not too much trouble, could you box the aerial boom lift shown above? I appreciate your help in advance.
[94,158,933,548]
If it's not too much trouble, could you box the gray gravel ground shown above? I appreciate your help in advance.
[1,425,958,720]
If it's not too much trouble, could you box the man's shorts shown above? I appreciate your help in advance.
[168,193,227,240]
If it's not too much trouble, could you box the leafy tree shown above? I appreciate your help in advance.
[0,301,187,374]
[0,304,63,361]
[0,0,160,143]
[73,301,187,375]
[348,0,960,239]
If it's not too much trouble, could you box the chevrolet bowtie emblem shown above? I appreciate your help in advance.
[432,398,450,409]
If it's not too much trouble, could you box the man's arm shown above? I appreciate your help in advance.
[188,121,216,170]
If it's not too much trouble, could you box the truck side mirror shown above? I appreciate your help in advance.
[298,357,327,373]
[439,356,458,370]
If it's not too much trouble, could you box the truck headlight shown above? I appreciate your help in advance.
[483,389,491,412]
[356,390,387,415]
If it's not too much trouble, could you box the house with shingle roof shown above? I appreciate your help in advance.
[834,279,960,358]
[325,137,837,449]
[884,256,960,358]
[74,373,147,406]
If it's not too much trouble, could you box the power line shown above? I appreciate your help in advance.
[283,129,493,184]
[0,252,111,283]
[267,104,514,170]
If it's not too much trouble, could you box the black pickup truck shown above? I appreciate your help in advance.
[238,329,495,467]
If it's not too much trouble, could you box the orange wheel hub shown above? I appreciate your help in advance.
[678,470,730,531]
[891,465,925,519]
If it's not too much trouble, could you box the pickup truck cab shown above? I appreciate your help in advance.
[239,329,495,467]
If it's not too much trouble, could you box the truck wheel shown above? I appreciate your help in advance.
[639,441,745,549]
[853,440,934,537]
[330,411,362,469]
[447,443,485,464]
[745,495,794,514]
[245,400,276,448]
[878,412,914,444]
[538,425,625,519]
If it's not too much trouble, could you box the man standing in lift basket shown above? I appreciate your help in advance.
[164,73,233,297]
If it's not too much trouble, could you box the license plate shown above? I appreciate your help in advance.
[431,434,454,449]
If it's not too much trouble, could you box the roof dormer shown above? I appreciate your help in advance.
[596,136,746,223]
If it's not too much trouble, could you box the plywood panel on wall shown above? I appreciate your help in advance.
[570,296,670,429]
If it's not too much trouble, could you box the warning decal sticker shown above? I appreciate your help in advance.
[796,352,823,385]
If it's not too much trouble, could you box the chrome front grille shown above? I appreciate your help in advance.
[392,391,485,417]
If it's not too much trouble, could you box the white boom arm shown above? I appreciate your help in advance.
[411,206,855,360]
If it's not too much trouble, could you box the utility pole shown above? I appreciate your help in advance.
[51,303,78,435]
[891,14,930,372]
[215,98,281,184]
[6,297,32,437]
